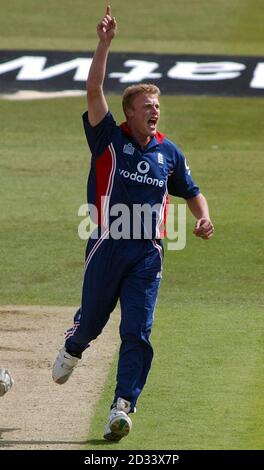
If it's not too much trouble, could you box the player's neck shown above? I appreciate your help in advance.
[128,123,152,148]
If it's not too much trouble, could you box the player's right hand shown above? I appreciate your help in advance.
[193,217,214,240]
[97,5,117,43]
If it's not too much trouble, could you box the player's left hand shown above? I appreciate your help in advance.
[97,5,117,44]
[193,217,214,240]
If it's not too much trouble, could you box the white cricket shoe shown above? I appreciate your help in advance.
[52,347,79,384]
[0,369,14,397]
[103,397,132,441]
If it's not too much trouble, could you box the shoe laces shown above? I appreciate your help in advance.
[115,398,131,414]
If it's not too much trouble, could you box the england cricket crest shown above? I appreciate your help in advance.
[123,143,135,156]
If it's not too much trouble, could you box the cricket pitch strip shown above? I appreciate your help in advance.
[0,305,119,450]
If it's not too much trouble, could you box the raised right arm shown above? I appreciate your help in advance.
[86,5,117,127]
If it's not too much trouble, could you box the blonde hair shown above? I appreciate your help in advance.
[122,84,161,117]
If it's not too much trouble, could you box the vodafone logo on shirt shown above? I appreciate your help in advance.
[137,161,150,174]
[119,161,164,188]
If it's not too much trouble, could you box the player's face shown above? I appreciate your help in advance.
[129,93,160,137]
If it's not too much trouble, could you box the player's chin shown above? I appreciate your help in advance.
[147,126,157,136]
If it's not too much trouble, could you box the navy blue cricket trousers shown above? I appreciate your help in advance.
[65,231,163,411]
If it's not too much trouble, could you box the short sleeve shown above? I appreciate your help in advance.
[82,111,117,157]
[167,149,200,199]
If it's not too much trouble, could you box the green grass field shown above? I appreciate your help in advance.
[0,0,263,450]
[0,0,263,55]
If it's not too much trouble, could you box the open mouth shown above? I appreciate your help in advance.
[148,118,158,129]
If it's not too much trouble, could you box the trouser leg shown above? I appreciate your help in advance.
[65,235,121,355]
[114,241,162,411]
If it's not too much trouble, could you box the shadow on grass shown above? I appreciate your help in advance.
[86,439,118,447]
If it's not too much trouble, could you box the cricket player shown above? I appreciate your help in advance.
[52,6,214,441]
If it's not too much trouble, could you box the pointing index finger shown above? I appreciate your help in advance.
[106,5,111,16]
